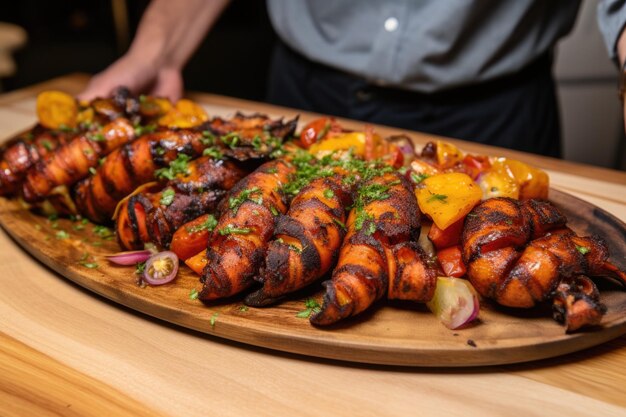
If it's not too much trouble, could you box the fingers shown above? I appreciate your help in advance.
[77,56,156,101]
[152,68,184,102]
[78,63,184,103]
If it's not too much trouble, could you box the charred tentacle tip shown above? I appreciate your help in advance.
[552,276,607,332]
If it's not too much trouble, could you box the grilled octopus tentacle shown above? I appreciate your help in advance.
[552,275,607,333]
[115,156,247,250]
[245,175,352,307]
[76,114,297,224]
[462,197,626,330]
[311,172,436,326]
[199,159,294,300]
[75,129,206,224]
[22,118,136,202]
[0,126,74,196]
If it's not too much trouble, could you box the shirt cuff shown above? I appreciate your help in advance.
[598,0,626,64]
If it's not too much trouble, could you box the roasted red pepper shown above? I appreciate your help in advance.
[436,245,467,278]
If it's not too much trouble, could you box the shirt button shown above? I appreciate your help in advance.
[384,17,399,32]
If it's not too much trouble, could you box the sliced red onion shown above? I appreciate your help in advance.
[143,251,179,285]
[106,250,152,266]
[426,277,480,329]
[398,143,415,156]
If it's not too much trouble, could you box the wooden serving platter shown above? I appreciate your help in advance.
[1,188,625,367]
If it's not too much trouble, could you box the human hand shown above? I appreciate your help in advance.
[78,54,183,102]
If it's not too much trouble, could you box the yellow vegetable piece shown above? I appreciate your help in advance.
[76,107,94,126]
[36,91,78,129]
[436,140,463,169]
[416,172,482,230]
[158,99,208,128]
[491,158,549,200]
[140,96,173,118]
[476,169,520,200]
[410,159,441,177]
[308,132,367,156]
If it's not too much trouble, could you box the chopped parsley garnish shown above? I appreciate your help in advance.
[270,206,279,216]
[83,148,94,157]
[187,215,218,233]
[88,167,97,176]
[351,181,398,233]
[200,131,216,146]
[576,245,590,255]
[160,188,175,206]
[135,262,146,275]
[210,312,219,328]
[323,189,335,199]
[296,298,322,318]
[78,253,99,269]
[229,187,262,213]
[411,172,429,184]
[427,193,448,203]
[189,288,199,300]
[40,139,53,151]
[58,124,76,133]
[93,225,113,238]
[202,146,223,159]
[133,124,157,136]
[87,132,106,142]
[354,211,374,233]
[218,224,252,236]
[220,132,240,149]
[251,135,262,150]
[332,218,347,231]
[155,153,192,180]
[238,305,249,312]
[55,230,70,240]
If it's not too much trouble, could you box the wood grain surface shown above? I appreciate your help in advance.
[1,75,626,416]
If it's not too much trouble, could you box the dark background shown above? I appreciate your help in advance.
[0,0,275,100]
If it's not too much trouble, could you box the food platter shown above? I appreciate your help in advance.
[1,187,625,367]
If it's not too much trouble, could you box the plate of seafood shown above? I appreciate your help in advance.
[0,88,625,367]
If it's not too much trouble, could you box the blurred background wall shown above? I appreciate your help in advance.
[0,0,624,170]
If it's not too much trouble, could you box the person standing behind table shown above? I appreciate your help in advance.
[80,0,626,158]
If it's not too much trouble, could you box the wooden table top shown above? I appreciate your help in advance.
[1,74,626,417]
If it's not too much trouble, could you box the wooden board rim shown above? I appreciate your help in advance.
[1,188,626,367]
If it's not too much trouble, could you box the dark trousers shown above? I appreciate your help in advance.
[266,41,562,157]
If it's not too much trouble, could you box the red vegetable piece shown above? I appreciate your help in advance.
[436,245,467,278]
[170,214,215,261]
[143,251,179,285]
[428,218,464,250]
[299,117,335,149]
[462,154,491,180]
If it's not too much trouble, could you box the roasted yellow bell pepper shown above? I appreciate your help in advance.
[491,158,549,200]
[436,140,463,169]
[158,99,208,128]
[308,132,368,156]
[416,172,482,230]
[476,169,520,200]
[36,91,78,129]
